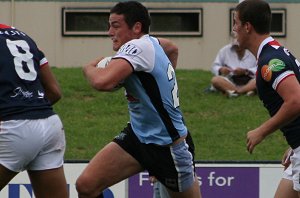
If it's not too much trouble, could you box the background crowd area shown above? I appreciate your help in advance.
[53,67,288,162]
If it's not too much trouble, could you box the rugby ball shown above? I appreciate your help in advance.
[96,56,112,68]
[96,56,124,90]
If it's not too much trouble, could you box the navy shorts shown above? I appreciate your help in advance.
[113,123,196,192]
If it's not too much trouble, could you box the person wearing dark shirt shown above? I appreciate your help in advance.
[234,0,300,197]
[0,24,68,198]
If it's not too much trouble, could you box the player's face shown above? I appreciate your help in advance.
[108,14,135,51]
[232,11,247,50]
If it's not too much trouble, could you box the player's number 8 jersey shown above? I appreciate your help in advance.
[0,25,54,120]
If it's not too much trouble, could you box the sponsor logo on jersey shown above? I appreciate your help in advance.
[38,90,44,98]
[10,87,33,99]
[118,43,141,56]
[261,59,285,82]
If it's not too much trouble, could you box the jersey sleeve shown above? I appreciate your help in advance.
[115,36,155,72]
[37,49,48,67]
[260,57,294,90]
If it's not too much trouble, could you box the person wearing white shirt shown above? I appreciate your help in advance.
[210,36,257,97]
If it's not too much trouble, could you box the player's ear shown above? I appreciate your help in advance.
[133,22,142,34]
[245,22,251,34]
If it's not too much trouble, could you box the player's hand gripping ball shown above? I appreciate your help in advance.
[96,56,124,90]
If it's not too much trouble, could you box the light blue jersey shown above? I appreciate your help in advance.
[114,35,187,145]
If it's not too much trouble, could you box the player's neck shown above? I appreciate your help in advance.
[250,34,270,58]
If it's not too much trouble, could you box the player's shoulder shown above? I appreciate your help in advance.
[118,35,152,56]
[0,24,12,29]
[264,44,288,60]
[130,34,152,47]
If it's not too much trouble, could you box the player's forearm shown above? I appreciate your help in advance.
[158,38,178,68]
[260,102,300,138]
[83,63,99,88]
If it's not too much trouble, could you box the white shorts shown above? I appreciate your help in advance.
[0,114,66,172]
[282,163,292,180]
[290,146,300,191]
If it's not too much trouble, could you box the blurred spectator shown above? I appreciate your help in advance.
[208,36,257,97]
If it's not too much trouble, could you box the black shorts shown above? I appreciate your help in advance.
[231,74,252,85]
[113,123,196,192]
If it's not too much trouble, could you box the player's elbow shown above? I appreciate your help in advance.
[50,94,62,105]
[292,99,300,111]
[90,78,116,91]
[169,44,178,58]
[45,86,62,104]
[285,96,300,116]
[52,90,62,102]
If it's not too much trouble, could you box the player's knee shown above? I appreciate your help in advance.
[76,176,100,197]
[75,177,88,197]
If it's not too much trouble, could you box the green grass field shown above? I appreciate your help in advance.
[52,68,289,162]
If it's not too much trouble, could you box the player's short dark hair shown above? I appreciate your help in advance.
[235,0,271,34]
[110,1,151,34]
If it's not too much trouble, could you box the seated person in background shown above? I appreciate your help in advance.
[210,36,257,97]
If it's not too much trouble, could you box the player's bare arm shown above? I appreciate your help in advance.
[247,75,300,153]
[40,63,62,104]
[83,58,133,91]
[158,38,179,68]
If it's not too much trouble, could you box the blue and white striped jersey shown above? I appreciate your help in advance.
[114,35,187,145]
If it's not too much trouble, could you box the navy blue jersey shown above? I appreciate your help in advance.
[0,24,54,120]
[256,37,300,148]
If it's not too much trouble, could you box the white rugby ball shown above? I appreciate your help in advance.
[96,56,112,68]
[96,56,124,90]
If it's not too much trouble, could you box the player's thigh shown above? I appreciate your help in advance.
[0,164,18,190]
[275,163,298,198]
[154,179,201,198]
[274,178,298,198]
[77,142,142,191]
[167,178,201,198]
[27,166,68,198]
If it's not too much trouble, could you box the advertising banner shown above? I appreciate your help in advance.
[0,163,283,198]
[129,167,259,198]
[129,164,283,198]
[0,163,126,198]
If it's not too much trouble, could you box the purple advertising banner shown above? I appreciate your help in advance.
[198,167,259,198]
[129,167,259,198]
